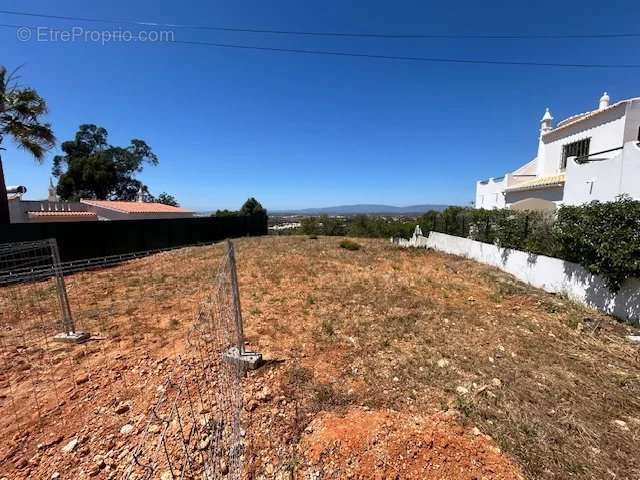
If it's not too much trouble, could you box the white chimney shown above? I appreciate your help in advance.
[47,177,59,202]
[599,91,610,110]
[540,107,553,136]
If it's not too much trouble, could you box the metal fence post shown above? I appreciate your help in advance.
[226,240,245,355]
[48,238,75,334]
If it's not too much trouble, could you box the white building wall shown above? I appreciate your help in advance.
[564,141,640,205]
[475,175,508,209]
[538,103,627,177]
[622,100,640,142]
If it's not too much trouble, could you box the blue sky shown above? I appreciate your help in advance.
[2,0,639,211]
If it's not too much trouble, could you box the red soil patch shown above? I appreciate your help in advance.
[300,408,524,480]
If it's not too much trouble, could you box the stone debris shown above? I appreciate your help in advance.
[148,424,161,434]
[198,436,211,450]
[612,419,629,431]
[120,424,135,435]
[61,438,79,454]
[114,403,130,415]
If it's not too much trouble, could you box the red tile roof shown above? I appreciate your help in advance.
[81,200,192,214]
[28,211,98,218]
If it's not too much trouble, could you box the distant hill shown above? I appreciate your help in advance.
[272,204,449,216]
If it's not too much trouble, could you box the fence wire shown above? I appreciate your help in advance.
[0,239,246,479]
[126,240,244,479]
[0,239,77,441]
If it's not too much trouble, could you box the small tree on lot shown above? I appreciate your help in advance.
[0,66,55,224]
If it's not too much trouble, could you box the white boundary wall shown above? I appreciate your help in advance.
[398,232,640,324]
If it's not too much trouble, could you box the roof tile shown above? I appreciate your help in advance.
[81,200,192,214]
[506,174,566,192]
[27,211,98,218]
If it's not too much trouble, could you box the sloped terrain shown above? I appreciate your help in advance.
[1,236,639,479]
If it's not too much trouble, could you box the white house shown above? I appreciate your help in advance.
[476,92,640,211]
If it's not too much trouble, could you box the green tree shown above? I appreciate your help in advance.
[418,210,442,234]
[52,124,158,201]
[240,197,266,216]
[0,66,55,224]
[348,215,374,237]
[318,215,346,236]
[301,216,320,235]
[156,192,178,207]
[213,209,240,217]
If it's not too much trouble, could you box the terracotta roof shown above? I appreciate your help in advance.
[506,174,566,192]
[27,211,98,218]
[81,200,192,214]
[546,98,640,135]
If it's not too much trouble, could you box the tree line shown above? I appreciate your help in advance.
[297,215,418,238]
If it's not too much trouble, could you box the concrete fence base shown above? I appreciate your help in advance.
[393,232,640,324]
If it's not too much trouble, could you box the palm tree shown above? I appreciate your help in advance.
[0,66,55,224]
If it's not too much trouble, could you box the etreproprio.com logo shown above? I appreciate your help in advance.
[16,26,175,45]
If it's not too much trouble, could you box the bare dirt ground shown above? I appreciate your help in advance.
[1,236,639,479]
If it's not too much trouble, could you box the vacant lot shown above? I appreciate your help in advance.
[1,236,639,479]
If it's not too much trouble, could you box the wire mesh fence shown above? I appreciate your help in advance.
[125,240,245,479]
[0,238,248,479]
[0,239,74,333]
[0,239,81,440]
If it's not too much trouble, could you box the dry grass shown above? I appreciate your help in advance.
[1,235,639,479]
[237,236,640,479]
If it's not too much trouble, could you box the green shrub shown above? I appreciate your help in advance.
[339,239,361,251]
[320,215,347,236]
[554,196,640,291]
[418,197,640,292]
[301,215,347,236]
[301,217,320,235]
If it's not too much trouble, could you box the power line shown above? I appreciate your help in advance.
[2,23,639,69]
[1,8,639,40]
[174,39,640,69]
